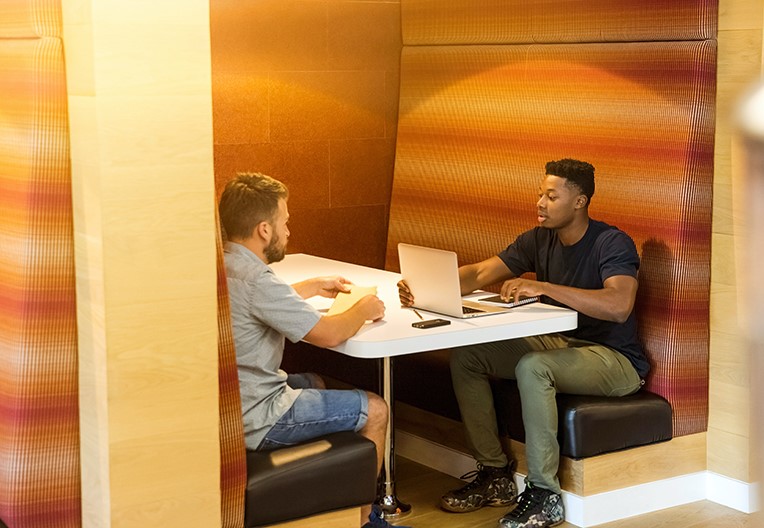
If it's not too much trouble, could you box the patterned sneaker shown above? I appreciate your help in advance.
[499,482,564,528]
[441,461,517,513]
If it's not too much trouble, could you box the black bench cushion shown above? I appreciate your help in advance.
[245,431,377,527]
[556,392,673,459]
[284,344,674,460]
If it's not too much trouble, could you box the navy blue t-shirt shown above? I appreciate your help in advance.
[497,220,650,378]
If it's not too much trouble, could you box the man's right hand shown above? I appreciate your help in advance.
[354,294,385,322]
[397,280,414,307]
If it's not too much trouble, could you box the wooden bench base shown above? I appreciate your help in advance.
[396,402,706,496]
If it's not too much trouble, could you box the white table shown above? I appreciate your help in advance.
[272,254,577,518]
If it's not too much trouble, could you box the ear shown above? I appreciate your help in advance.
[575,194,588,209]
[255,220,271,241]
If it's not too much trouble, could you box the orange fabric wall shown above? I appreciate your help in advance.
[0,1,81,526]
[210,0,402,268]
[385,0,717,437]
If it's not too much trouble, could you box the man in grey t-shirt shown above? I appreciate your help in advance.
[219,172,405,528]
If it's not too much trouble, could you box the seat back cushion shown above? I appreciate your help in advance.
[386,38,715,436]
[0,1,81,525]
[216,213,248,528]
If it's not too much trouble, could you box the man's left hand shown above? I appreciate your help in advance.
[500,278,545,303]
[313,276,352,298]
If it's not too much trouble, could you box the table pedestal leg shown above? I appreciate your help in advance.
[377,355,411,519]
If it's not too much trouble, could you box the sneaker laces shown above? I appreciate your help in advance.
[506,484,545,519]
[451,463,492,495]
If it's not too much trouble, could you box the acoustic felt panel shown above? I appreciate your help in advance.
[402,0,717,45]
[386,41,715,436]
[0,36,80,526]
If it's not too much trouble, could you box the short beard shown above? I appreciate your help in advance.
[264,233,286,264]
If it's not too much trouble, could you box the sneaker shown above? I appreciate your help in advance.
[499,482,564,528]
[441,460,518,513]
[362,504,412,528]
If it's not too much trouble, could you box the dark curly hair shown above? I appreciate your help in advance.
[545,159,595,206]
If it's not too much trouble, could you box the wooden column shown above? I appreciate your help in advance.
[61,2,220,526]
[738,82,764,522]
[710,0,763,493]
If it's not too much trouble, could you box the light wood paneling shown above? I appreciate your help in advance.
[62,2,220,527]
[710,0,764,484]
[579,434,706,496]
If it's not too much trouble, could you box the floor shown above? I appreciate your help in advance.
[391,457,760,528]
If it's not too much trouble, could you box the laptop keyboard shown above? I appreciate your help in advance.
[462,306,484,314]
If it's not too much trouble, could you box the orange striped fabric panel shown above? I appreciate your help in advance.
[0,34,81,527]
[216,213,247,528]
[402,0,717,45]
[0,0,61,38]
[386,41,715,436]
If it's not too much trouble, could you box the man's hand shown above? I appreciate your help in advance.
[353,294,386,322]
[314,276,352,298]
[397,280,414,307]
[500,278,546,303]
[304,293,385,348]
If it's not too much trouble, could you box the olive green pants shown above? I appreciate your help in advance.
[450,333,642,494]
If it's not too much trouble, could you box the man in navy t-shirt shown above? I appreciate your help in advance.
[398,159,648,528]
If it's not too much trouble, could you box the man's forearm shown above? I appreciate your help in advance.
[291,278,318,299]
[540,280,635,323]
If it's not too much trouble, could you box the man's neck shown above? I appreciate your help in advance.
[556,216,590,246]
[229,237,269,264]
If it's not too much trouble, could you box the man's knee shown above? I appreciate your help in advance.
[450,346,481,373]
[515,351,551,382]
[365,392,389,428]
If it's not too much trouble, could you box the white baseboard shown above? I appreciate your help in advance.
[706,471,760,514]
[396,430,759,527]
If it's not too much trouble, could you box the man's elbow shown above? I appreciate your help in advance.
[303,321,345,349]
[304,332,342,349]
[610,305,633,324]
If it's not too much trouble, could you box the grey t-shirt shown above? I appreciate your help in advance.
[224,242,322,449]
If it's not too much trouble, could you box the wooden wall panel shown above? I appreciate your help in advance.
[62,2,221,526]
[708,0,764,484]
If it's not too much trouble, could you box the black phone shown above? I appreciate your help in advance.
[412,318,451,329]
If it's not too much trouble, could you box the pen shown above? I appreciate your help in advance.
[413,309,424,320]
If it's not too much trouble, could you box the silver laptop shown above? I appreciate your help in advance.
[397,243,512,319]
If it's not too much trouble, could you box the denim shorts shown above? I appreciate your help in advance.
[258,374,369,451]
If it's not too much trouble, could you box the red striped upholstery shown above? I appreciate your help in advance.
[216,214,247,528]
[402,0,717,45]
[0,2,81,524]
[387,7,715,436]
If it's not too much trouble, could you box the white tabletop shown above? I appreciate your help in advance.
[271,254,577,359]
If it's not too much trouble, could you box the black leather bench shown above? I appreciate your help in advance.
[399,349,673,459]
[492,379,672,459]
[284,343,673,462]
[245,431,377,527]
